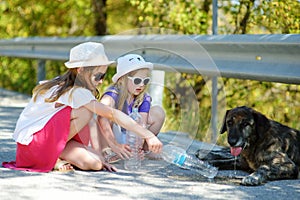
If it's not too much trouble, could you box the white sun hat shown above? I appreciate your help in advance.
[112,54,153,83]
[64,42,115,68]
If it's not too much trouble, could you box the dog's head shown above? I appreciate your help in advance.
[220,106,271,156]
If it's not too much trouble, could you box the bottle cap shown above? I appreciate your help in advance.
[132,107,139,112]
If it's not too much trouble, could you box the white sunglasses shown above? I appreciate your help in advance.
[128,76,151,85]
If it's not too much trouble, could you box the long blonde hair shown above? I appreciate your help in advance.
[111,69,149,111]
[33,66,100,102]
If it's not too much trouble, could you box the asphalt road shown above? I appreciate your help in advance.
[0,88,299,200]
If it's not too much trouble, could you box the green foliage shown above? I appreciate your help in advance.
[0,0,97,37]
[0,0,100,94]
[0,57,36,94]
[219,0,300,34]
[126,0,209,34]
[253,0,300,34]
[106,0,138,34]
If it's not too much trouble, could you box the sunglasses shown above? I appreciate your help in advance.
[128,76,151,86]
[94,72,106,82]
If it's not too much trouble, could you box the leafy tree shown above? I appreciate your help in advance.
[0,0,101,37]
[254,0,300,34]
[126,0,210,34]
[0,0,109,94]
[220,0,300,34]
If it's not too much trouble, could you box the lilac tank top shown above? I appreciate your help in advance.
[103,86,151,115]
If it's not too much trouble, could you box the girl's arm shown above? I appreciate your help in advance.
[139,112,149,128]
[98,95,120,145]
[85,100,163,153]
[98,95,131,159]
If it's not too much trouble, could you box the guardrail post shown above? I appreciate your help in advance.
[37,60,46,84]
[211,0,218,143]
[149,70,165,106]
[211,76,218,143]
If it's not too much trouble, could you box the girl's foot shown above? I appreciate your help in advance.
[53,159,74,172]
[102,148,121,164]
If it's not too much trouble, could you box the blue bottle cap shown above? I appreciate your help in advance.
[174,154,186,166]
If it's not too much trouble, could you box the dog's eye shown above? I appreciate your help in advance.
[227,120,233,126]
[242,122,249,127]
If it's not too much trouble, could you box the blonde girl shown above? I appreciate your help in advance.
[98,54,165,162]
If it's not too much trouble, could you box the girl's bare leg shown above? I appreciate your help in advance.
[60,139,103,170]
[143,105,165,151]
[148,105,165,135]
[93,116,110,153]
[59,107,117,171]
[68,106,93,141]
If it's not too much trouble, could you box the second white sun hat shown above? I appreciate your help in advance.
[112,54,153,83]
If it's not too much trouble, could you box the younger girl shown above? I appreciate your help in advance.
[2,43,162,172]
[98,54,165,162]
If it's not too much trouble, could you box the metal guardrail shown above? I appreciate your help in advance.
[0,34,300,84]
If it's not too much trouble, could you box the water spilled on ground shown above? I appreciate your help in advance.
[164,165,249,186]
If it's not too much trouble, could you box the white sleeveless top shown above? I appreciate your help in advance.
[13,86,95,145]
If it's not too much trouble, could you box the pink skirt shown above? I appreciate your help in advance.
[2,106,90,172]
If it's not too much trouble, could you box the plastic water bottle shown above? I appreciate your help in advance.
[161,144,218,179]
[124,107,143,171]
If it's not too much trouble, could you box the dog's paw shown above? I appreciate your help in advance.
[241,174,264,186]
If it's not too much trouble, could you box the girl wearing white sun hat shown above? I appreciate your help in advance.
[3,43,162,173]
[111,54,153,83]
[98,54,165,163]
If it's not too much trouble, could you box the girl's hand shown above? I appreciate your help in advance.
[145,136,163,154]
[110,143,131,160]
[102,162,118,172]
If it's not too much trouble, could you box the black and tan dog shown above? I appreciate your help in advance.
[201,106,300,186]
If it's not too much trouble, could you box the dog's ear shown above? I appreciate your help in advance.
[220,110,229,134]
[251,109,271,137]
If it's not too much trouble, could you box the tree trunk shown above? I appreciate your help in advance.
[92,0,107,35]
[234,0,255,34]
